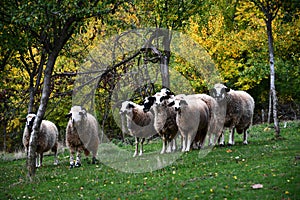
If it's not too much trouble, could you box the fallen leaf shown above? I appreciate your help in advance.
[251,184,263,189]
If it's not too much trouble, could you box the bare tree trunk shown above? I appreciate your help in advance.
[160,55,170,88]
[3,122,6,152]
[160,30,171,88]
[261,109,265,123]
[266,16,280,136]
[27,53,57,178]
[267,91,272,124]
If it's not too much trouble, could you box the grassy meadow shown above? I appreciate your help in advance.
[0,121,299,200]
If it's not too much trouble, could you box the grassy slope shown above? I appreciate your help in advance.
[0,121,299,200]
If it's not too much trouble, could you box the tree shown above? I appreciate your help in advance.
[1,0,123,178]
[136,0,201,88]
[251,0,281,136]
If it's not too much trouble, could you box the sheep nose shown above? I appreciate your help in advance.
[175,107,180,111]
[143,108,149,112]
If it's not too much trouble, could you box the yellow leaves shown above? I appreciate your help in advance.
[7,118,22,133]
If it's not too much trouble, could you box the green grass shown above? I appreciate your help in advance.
[1,121,299,200]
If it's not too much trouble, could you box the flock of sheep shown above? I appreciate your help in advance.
[22,83,255,168]
[23,106,99,168]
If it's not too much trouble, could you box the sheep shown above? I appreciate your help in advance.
[65,106,100,168]
[23,113,59,167]
[210,83,255,145]
[143,92,179,154]
[191,94,224,146]
[167,94,210,151]
[119,101,156,157]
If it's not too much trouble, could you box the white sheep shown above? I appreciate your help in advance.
[167,95,210,151]
[119,101,156,157]
[192,94,224,146]
[66,106,100,168]
[23,113,59,167]
[143,92,179,154]
[210,83,255,145]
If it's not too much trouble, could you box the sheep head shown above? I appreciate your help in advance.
[168,97,188,112]
[143,88,175,111]
[210,83,230,102]
[119,101,135,115]
[26,113,36,130]
[143,96,156,112]
[67,106,87,125]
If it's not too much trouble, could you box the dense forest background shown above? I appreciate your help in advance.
[1,0,299,152]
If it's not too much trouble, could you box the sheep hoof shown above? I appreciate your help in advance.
[92,157,98,164]
[70,164,75,169]
[75,163,81,167]
[243,141,248,145]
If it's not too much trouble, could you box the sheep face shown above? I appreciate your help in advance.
[26,113,36,130]
[143,96,156,112]
[143,88,174,112]
[210,84,230,102]
[160,88,174,96]
[119,101,135,115]
[66,106,87,125]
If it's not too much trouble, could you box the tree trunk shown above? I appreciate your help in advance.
[266,16,280,136]
[160,55,170,88]
[28,76,35,113]
[267,91,272,124]
[160,30,171,88]
[27,53,57,178]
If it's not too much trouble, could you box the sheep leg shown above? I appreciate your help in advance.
[208,133,212,146]
[75,149,82,167]
[218,130,225,146]
[133,137,139,157]
[52,144,58,165]
[181,135,186,152]
[69,149,75,169]
[166,140,172,153]
[171,137,177,152]
[160,137,167,154]
[139,138,145,156]
[243,130,248,145]
[185,134,193,152]
[36,153,41,168]
[228,128,235,146]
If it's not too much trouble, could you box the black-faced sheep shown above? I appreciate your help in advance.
[119,101,156,157]
[210,83,255,145]
[167,95,210,151]
[143,92,179,154]
[66,106,100,168]
[23,113,59,167]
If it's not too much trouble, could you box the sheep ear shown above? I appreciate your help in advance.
[149,96,156,103]
[160,95,169,102]
[66,113,72,118]
[180,99,188,106]
[80,108,87,116]
[166,90,174,96]
[210,88,216,96]
[167,101,175,107]
[128,103,135,109]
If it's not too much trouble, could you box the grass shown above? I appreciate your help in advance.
[0,121,299,200]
